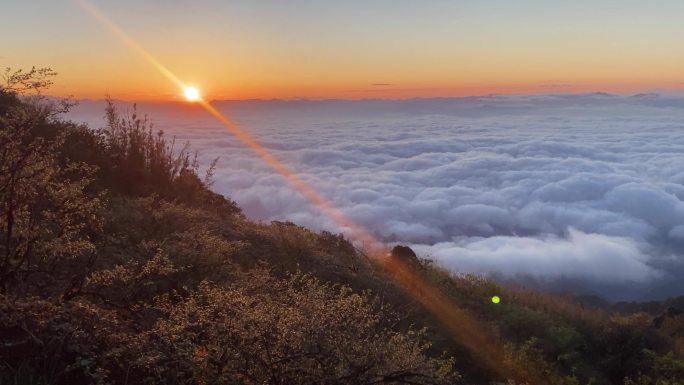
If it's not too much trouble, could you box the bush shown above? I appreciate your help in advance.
[0,85,102,299]
[118,269,459,385]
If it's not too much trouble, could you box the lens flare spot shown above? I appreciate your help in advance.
[491,296,501,304]
[184,86,201,101]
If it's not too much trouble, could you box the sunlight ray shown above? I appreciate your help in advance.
[75,1,532,381]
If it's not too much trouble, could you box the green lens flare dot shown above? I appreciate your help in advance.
[491,296,501,304]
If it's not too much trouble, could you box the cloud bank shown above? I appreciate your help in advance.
[69,94,684,299]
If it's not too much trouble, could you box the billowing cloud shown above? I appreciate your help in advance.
[68,94,684,299]
[411,229,661,283]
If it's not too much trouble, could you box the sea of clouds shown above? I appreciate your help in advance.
[69,93,684,300]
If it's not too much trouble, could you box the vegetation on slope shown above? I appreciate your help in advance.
[1,68,684,385]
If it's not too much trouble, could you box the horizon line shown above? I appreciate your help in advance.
[47,89,684,104]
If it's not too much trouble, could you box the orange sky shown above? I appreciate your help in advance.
[2,0,684,100]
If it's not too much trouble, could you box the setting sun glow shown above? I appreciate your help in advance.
[184,86,200,101]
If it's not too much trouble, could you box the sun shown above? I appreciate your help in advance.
[183,86,201,102]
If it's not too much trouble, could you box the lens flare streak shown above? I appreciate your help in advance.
[76,0,187,91]
[75,0,534,381]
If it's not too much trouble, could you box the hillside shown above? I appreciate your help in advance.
[2,71,684,385]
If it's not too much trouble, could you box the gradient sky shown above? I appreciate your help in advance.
[2,0,684,100]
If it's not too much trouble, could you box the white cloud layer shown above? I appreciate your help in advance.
[69,94,684,299]
[411,229,660,283]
